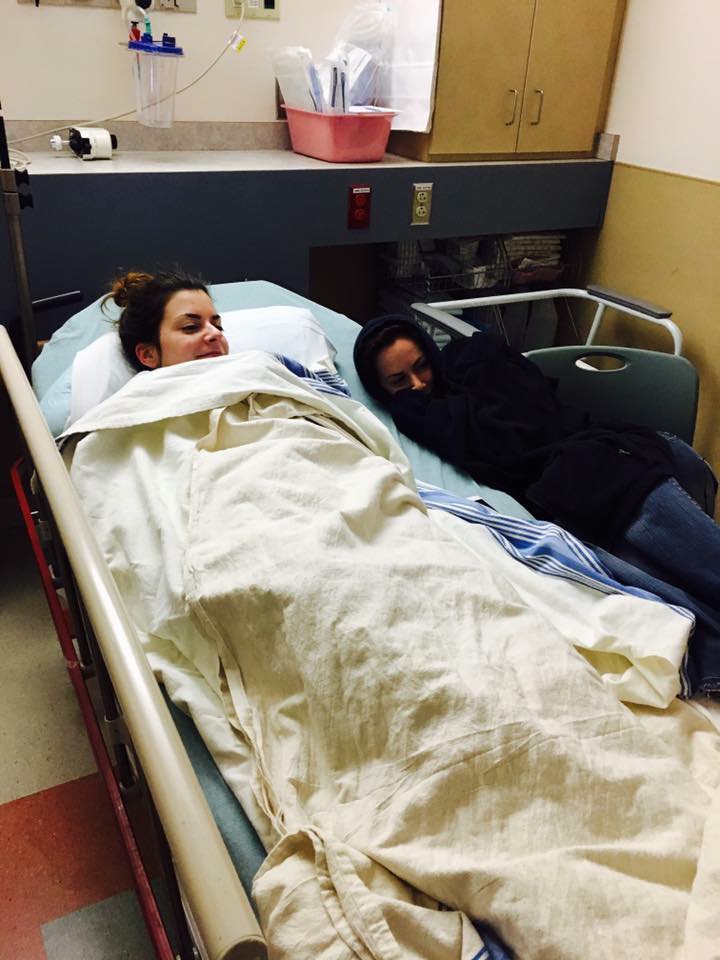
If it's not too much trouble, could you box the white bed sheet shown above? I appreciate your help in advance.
[64,353,720,960]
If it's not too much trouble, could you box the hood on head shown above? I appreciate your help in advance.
[353,313,443,403]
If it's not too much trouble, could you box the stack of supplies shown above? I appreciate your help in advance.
[272,42,395,161]
[504,233,565,285]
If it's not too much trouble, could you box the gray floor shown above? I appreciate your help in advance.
[0,504,96,803]
[42,891,156,960]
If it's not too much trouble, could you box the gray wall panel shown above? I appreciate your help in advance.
[1,160,613,341]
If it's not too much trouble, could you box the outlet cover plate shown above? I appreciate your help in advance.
[348,184,371,229]
[244,0,279,19]
[411,181,433,226]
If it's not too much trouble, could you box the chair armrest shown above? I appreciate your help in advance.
[414,287,682,355]
[584,285,681,354]
[585,284,672,320]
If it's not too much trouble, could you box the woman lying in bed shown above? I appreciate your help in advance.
[353,313,720,617]
[75,269,718,959]
[108,269,230,370]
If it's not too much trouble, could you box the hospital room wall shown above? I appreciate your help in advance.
[582,0,720,476]
[0,0,360,123]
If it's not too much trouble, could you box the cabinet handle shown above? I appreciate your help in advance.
[504,88,518,126]
[530,88,544,125]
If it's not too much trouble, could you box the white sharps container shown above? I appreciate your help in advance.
[129,33,184,128]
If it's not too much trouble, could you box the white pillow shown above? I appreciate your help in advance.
[222,306,337,372]
[67,306,337,428]
[69,332,136,429]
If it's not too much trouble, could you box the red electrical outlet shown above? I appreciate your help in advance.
[348,184,371,229]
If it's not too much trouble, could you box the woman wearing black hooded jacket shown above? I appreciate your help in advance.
[353,314,720,612]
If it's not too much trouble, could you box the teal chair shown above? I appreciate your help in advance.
[412,286,698,444]
[525,345,699,444]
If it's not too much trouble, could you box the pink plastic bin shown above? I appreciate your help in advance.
[284,107,395,163]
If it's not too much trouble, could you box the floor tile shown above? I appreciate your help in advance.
[0,517,95,803]
[0,926,46,960]
[42,890,156,960]
[0,773,135,958]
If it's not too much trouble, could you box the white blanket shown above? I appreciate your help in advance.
[66,353,719,960]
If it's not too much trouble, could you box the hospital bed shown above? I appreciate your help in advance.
[1,281,719,960]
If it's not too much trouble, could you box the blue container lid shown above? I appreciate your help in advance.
[128,33,183,55]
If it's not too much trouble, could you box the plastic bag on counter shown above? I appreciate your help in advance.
[328,1,394,106]
[317,42,380,110]
[271,46,325,112]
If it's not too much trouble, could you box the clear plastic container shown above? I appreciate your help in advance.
[284,107,395,163]
[129,35,184,129]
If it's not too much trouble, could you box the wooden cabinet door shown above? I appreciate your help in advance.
[430,0,535,156]
[516,0,621,153]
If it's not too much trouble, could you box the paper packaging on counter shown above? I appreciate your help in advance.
[329,2,394,105]
[271,47,325,112]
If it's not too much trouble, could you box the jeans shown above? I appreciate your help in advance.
[661,432,717,515]
[472,920,516,960]
[605,435,720,693]
[612,435,719,612]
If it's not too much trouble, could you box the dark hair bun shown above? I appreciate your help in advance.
[109,271,155,309]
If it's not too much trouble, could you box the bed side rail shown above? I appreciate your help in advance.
[412,285,682,355]
[0,326,266,960]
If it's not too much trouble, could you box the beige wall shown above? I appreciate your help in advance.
[587,0,720,476]
[605,0,720,183]
[586,165,720,469]
[0,0,358,122]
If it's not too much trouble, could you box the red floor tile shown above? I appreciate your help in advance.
[0,772,134,959]
[0,925,46,960]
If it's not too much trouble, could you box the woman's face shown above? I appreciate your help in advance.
[135,289,229,369]
[376,336,434,396]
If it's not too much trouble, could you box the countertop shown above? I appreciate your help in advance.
[18,149,608,175]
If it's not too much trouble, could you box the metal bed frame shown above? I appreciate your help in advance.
[4,110,265,957]
[1,325,267,960]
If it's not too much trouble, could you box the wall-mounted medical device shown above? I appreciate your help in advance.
[49,128,118,161]
[120,0,155,31]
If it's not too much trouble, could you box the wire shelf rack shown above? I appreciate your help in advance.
[380,233,573,303]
